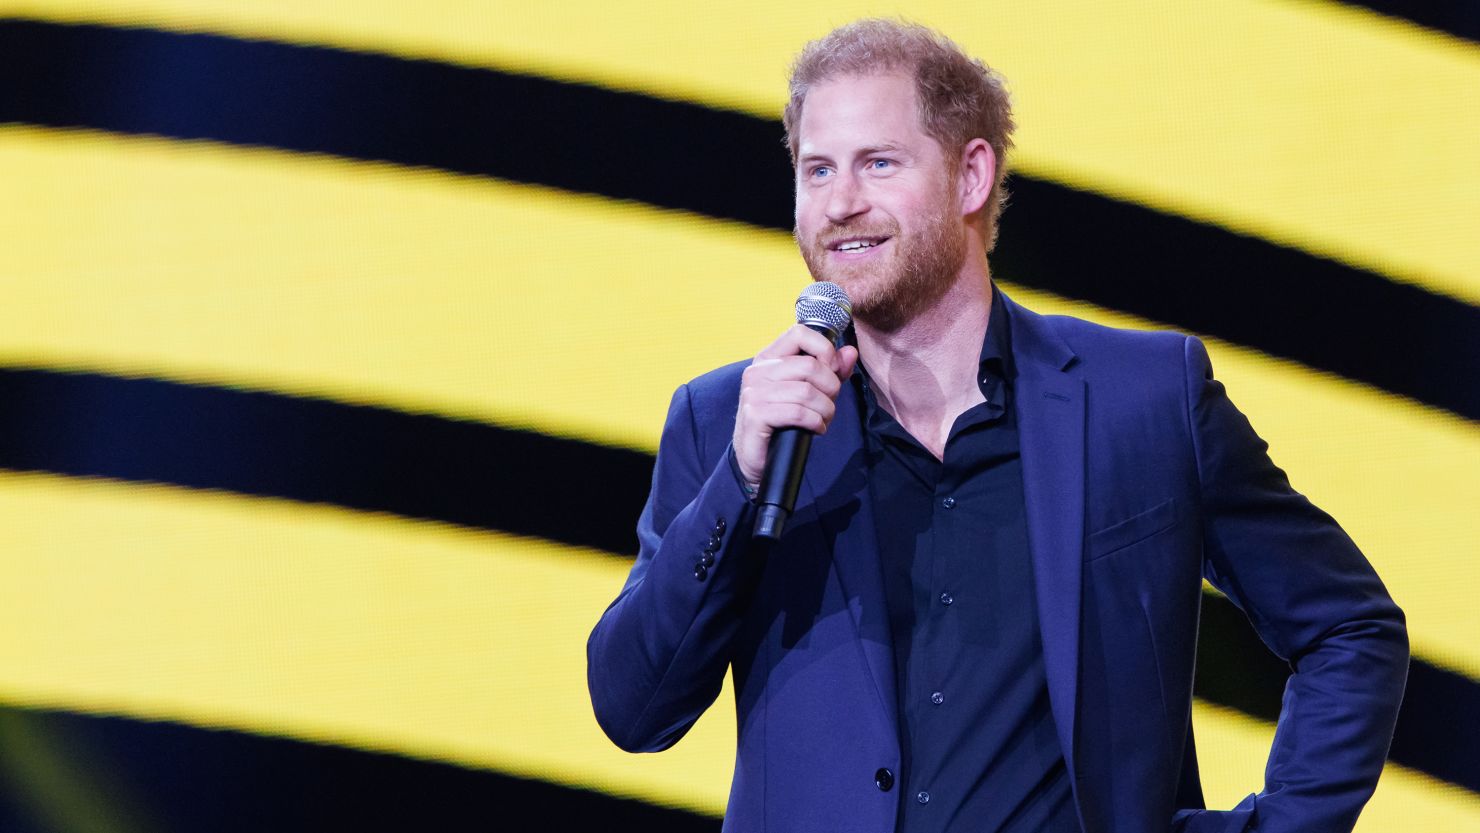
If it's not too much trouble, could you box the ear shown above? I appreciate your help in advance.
[957,138,995,217]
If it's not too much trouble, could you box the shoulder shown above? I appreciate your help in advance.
[683,358,750,414]
[1041,310,1188,359]
[1007,294,1192,377]
[1005,296,1202,425]
[657,359,749,457]
[686,357,751,392]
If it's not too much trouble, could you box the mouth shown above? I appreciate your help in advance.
[826,236,891,256]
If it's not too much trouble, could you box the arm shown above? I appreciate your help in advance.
[1175,336,1409,833]
[587,326,857,754]
[586,382,763,753]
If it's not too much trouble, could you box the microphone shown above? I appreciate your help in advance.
[753,281,853,540]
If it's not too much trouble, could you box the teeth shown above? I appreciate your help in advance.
[837,240,878,252]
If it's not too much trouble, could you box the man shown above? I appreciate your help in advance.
[587,19,1407,833]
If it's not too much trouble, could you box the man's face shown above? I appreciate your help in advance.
[793,72,966,330]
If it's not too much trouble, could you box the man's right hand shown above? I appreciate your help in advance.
[732,324,860,492]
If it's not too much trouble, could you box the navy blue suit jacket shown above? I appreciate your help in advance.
[588,292,1407,833]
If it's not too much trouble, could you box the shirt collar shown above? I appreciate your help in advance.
[850,281,1014,390]
[850,282,1014,437]
[979,282,1014,385]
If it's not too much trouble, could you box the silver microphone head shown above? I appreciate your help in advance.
[795,281,853,343]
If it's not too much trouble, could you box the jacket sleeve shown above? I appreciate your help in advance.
[586,382,764,753]
[1173,336,1409,833]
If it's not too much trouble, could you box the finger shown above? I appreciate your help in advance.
[757,381,842,417]
[755,324,838,364]
[739,391,831,434]
[774,357,842,398]
[756,401,831,434]
[747,355,843,395]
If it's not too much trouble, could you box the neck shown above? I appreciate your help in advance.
[855,264,993,436]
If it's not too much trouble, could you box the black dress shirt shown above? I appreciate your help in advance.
[854,289,1079,833]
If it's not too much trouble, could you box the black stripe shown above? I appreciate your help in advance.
[1190,591,1290,723]
[0,366,1475,793]
[1388,659,1480,792]
[0,367,653,557]
[1334,1,1480,44]
[0,705,720,832]
[0,17,793,236]
[990,177,1480,423]
[2,18,1477,421]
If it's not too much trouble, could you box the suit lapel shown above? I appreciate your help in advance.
[781,291,1084,762]
[792,375,899,731]
[1004,293,1086,777]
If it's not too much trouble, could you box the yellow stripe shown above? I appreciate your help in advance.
[3,0,1477,306]
[0,470,1474,825]
[1,124,1476,680]
[0,124,805,453]
[0,470,735,816]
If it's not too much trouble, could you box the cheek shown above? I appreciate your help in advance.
[793,202,823,240]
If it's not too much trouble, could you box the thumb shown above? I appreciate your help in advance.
[837,345,860,380]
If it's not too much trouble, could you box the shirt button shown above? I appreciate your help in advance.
[874,768,894,791]
[705,535,722,552]
[693,564,708,581]
[939,592,953,606]
[713,517,726,535]
[917,790,931,805]
[941,496,956,509]
[700,552,715,568]
[931,691,944,705]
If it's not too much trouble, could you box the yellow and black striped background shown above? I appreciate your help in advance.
[1,1,1477,830]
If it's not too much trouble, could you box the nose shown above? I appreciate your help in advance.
[824,171,868,224]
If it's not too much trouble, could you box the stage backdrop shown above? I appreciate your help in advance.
[1,1,1477,830]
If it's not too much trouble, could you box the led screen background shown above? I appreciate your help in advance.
[0,1,1477,830]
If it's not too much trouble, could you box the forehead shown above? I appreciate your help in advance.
[795,73,930,157]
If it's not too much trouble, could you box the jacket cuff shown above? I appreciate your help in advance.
[727,442,760,503]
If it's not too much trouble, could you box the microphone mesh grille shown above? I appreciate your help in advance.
[795,282,853,338]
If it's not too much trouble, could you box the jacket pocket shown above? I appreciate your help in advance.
[1087,497,1178,562]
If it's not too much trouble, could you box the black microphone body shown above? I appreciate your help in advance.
[753,283,852,540]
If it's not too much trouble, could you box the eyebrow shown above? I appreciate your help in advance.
[797,142,910,166]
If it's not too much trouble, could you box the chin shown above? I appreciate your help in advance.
[815,263,884,297]
[800,247,896,316]
[832,277,899,329]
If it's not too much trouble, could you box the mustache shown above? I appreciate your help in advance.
[801,221,901,249]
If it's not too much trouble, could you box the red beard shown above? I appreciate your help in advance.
[797,191,966,332]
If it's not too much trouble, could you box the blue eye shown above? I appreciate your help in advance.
[869,159,893,170]
[810,166,833,179]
